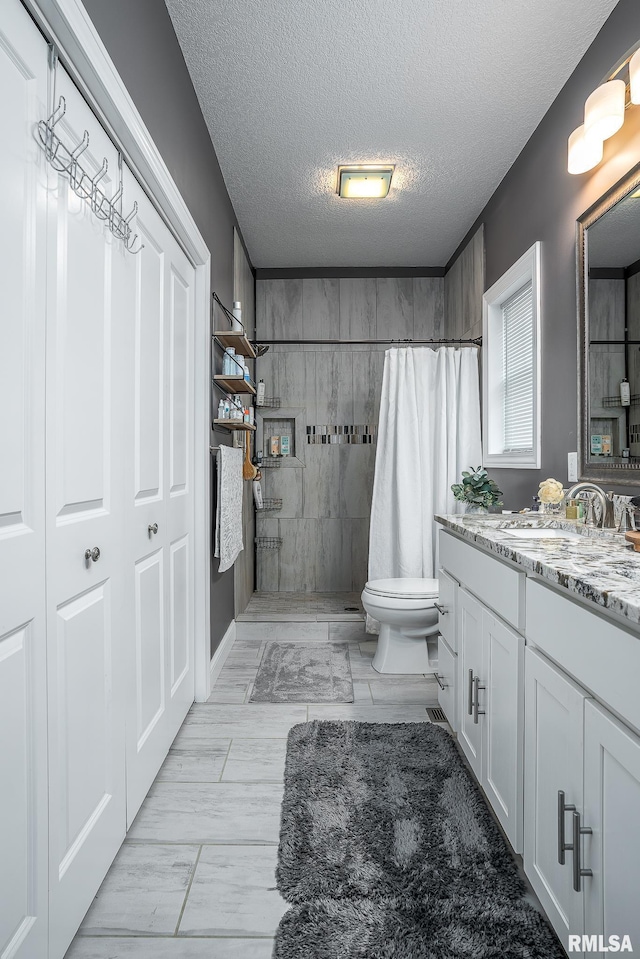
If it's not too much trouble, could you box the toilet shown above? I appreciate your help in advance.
[361,578,440,674]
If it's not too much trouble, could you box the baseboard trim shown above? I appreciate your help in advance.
[209,620,236,689]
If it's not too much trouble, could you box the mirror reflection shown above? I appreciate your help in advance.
[586,190,640,467]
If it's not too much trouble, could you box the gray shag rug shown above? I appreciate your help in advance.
[274,721,565,959]
[249,644,353,703]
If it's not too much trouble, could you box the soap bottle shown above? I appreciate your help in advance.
[621,378,631,407]
[565,499,578,520]
[217,399,226,421]
[232,301,243,332]
[256,379,266,407]
[243,359,251,384]
[223,347,236,376]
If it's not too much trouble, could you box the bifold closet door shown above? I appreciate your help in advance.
[0,2,49,956]
[44,67,128,959]
[122,172,196,825]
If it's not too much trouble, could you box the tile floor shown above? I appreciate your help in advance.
[65,618,439,958]
[237,590,364,621]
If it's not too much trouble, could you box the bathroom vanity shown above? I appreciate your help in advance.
[434,514,640,955]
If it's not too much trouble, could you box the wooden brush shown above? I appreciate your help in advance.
[243,430,257,480]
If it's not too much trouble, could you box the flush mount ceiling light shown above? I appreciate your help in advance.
[337,165,395,199]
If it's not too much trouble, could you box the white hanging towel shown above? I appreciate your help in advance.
[214,445,244,572]
[367,347,481,629]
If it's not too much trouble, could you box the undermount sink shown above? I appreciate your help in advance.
[502,527,583,541]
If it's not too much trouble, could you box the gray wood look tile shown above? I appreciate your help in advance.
[274,351,316,420]
[304,446,341,519]
[221,739,287,782]
[78,844,199,935]
[257,279,302,339]
[329,621,368,643]
[179,846,286,937]
[66,938,275,958]
[236,622,329,643]
[353,681,373,703]
[627,272,640,341]
[126,782,284,844]
[316,519,352,591]
[376,277,414,340]
[278,518,317,591]
[589,278,625,341]
[255,516,280,592]
[156,739,231,781]
[352,351,385,424]
[350,518,370,592]
[339,277,377,345]
[183,703,308,739]
[307,704,431,722]
[225,645,264,665]
[315,351,354,424]
[414,277,444,339]
[302,278,340,345]
[263,465,304,518]
[205,682,252,705]
[369,679,440,705]
[339,446,375,519]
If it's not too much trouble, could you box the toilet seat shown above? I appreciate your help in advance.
[364,577,439,600]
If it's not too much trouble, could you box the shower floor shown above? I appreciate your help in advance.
[238,591,365,622]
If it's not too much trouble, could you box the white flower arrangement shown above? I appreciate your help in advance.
[538,477,565,505]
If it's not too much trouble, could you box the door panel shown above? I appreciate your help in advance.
[0,2,49,955]
[46,66,126,959]
[482,612,524,852]
[583,701,640,956]
[524,647,586,945]
[456,588,483,776]
[124,174,195,824]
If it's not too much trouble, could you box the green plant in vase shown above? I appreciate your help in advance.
[451,466,503,512]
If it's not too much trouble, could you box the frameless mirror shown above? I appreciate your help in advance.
[578,163,640,483]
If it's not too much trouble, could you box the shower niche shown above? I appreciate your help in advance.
[256,406,306,468]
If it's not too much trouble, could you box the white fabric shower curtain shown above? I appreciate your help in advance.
[368,347,482,586]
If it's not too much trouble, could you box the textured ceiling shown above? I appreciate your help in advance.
[589,195,640,268]
[165,0,619,268]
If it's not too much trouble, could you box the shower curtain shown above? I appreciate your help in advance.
[368,347,482,592]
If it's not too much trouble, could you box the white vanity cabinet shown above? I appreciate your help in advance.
[436,569,458,729]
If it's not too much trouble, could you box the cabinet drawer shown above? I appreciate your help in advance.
[437,635,457,730]
[437,568,457,651]
[527,579,640,735]
[439,530,524,630]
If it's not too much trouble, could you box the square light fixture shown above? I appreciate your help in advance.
[337,165,395,199]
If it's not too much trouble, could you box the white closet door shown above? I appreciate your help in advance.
[0,2,49,956]
[123,174,195,824]
[45,67,127,959]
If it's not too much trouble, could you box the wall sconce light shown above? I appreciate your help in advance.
[337,165,395,198]
[568,53,639,174]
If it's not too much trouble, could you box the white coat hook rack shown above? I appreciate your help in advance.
[36,96,144,254]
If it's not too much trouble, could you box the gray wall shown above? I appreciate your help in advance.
[255,276,444,591]
[81,0,252,653]
[446,0,640,507]
[444,226,485,342]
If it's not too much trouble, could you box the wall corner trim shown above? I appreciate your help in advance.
[207,619,237,697]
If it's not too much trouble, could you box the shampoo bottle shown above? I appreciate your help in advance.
[621,378,631,407]
[232,301,243,332]
[252,480,263,509]
[256,379,266,406]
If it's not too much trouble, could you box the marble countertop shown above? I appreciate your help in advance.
[434,513,640,627]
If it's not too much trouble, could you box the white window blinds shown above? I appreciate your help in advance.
[502,281,534,453]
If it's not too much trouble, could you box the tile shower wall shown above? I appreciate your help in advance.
[255,276,444,591]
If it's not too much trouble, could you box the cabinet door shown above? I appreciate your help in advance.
[583,701,640,955]
[482,611,524,852]
[122,175,195,824]
[437,635,457,730]
[45,68,127,959]
[524,647,586,945]
[0,2,49,956]
[456,588,483,777]
[437,568,457,651]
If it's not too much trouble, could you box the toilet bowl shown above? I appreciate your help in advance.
[361,578,440,674]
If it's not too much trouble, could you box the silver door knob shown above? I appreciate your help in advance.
[148,523,158,537]
[84,546,101,564]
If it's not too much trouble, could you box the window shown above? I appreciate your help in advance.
[483,242,540,469]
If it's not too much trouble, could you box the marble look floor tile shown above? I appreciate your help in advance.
[330,621,369,643]
[308,704,431,723]
[225,645,264,665]
[179,845,286,937]
[206,681,253,704]
[221,739,287,782]
[358,639,378,656]
[78,844,199,935]
[183,704,307,739]
[235,622,329,643]
[65,938,274,958]
[317,613,364,621]
[216,665,259,683]
[126,782,284,843]
[352,681,373,703]
[369,679,440,705]
[237,613,318,622]
[156,739,230,782]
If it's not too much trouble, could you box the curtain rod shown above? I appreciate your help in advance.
[252,337,482,347]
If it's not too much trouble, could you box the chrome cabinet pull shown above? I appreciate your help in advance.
[468,669,474,715]
[148,523,158,537]
[434,602,447,615]
[473,675,486,724]
[84,546,100,565]
[434,673,447,690]
[572,811,593,892]
[557,790,576,864]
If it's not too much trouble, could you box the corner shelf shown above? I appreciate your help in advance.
[213,374,257,395]
[213,330,256,359]
[213,419,256,432]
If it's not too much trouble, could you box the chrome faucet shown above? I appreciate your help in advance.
[566,482,616,529]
